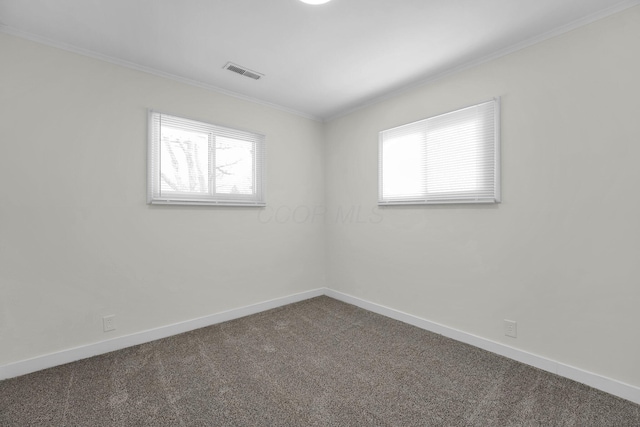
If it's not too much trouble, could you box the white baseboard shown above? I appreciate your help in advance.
[0,288,325,381]
[2,287,638,405]
[325,288,640,405]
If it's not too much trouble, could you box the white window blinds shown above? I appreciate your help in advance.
[379,98,500,205]
[148,111,266,206]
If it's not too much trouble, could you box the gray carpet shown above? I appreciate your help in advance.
[1,296,639,426]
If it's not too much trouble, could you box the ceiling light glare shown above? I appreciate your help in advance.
[299,0,332,5]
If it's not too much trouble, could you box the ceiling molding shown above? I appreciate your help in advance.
[324,0,640,122]
[0,24,322,122]
[2,0,639,123]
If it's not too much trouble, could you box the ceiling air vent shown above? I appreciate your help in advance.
[223,62,263,80]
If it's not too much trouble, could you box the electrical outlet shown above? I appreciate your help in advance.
[103,315,116,332]
[504,319,517,338]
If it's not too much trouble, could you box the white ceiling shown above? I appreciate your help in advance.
[0,0,637,120]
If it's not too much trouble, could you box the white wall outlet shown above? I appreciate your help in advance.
[504,319,517,338]
[103,315,116,332]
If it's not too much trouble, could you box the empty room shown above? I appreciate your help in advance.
[1,0,639,425]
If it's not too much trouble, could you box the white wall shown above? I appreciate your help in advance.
[2,5,640,393]
[0,33,325,366]
[325,6,640,388]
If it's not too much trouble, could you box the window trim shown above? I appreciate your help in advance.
[147,110,266,207]
[378,98,501,206]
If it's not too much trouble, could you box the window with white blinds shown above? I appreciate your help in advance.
[379,98,500,205]
[148,111,265,206]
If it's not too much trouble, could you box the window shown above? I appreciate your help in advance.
[148,111,265,206]
[379,98,500,205]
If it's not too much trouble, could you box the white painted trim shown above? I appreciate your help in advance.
[324,289,640,405]
[0,288,324,381]
[3,1,639,123]
[325,0,640,122]
[2,287,639,405]
[0,24,321,123]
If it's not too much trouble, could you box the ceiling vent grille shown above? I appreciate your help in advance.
[223,62,263,80]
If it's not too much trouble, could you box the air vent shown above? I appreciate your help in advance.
[223,62,263,80]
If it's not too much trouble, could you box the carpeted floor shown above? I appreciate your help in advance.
[1,296,639,426]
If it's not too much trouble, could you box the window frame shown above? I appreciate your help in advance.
[147,110,266,206]
[378,98,501,206]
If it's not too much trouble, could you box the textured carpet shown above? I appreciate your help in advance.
[1,296,639,426]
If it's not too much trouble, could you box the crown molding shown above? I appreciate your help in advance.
[325,0,640,122]
[0,24,322,122]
